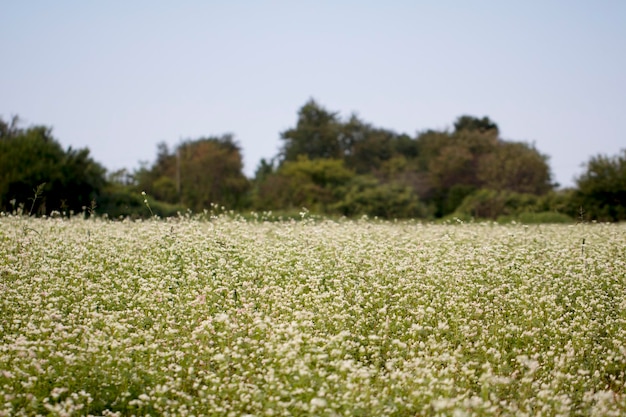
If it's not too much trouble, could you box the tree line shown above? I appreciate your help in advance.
[1,100,624,221]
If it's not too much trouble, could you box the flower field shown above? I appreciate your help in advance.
[1,214,625,416]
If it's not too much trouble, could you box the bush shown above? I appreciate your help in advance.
[454,189,573,221]
[574,149,626,222]
[333,175,430,219]
[497,211,574,224]
[97,186,184,219]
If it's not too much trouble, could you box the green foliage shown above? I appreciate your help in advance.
[279,101,417,175]
[97,184,184,219]
[253,158,276,183]
[254,157,354,212]
[428,144,476,191]
[333,175,429,219]
[497,211,574,224]
[454,189,574,221]
[441,184,477,215]
[152,176,178,203]
[253,156,430,219]
[250,172,290,212]
[136,135,250,213]
[343,124,410,174]
[477,141,553,195]
[13,106,625,222]
[540,188,579,219]
[575,149,626,221]
[418,124,552,216]
[252,102,560,219]
[0,117,106,215]
[280,99,343,161]
[454,189,510,219]
[454,114,499,135]
[419,129,492,216]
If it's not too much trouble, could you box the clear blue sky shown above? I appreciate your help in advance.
[2,1,624,187]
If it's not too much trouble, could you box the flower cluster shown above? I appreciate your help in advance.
[1,215,625,415]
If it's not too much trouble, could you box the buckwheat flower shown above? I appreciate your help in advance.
[310,397,327,409]
[215,313,229,323]
[52,387,70,399]
[432,397,453,411]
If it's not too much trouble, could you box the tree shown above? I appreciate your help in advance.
[413,118,553,216]
[0,115,21,138]
[264,101,562,220]
[575,150,626,221]
[254,158,276,183]
[428,145,476,190]
[454,115,499,136]
[280,99,342,162]
[179,136,249,211]
[0,117,105,214]
[420,128,497,216]
[345,126,400,174]
[137,135,250,212]
[60,147,107,209]
[477,141,553,195]
[279,99,422,180]
[333,175,428,219]
[274,156,354,212]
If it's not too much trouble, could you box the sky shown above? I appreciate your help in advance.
[1,1,625,188]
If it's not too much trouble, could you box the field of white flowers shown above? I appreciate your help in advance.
[1,214,625,416]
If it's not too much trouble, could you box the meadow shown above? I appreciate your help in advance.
[1,213,625,416]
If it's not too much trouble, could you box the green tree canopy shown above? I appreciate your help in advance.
[136,135,249,212]
[254,100,559,219]
[333,175,428,219]
[254,157,354,212]
[454,115,499,136]
[280,99,342,162]
[477,141,553,195]
[575,149,626,221]
[280,101,417,175]
[0,117,105,214]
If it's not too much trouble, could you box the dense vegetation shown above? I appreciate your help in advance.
[1,101,624,221]
[1,216,625,415]
[0,116,105,215]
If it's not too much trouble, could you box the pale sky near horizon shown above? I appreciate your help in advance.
[2,1,624,188]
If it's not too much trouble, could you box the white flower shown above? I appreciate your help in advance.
[310,397,327,408]
[214,313,229,323]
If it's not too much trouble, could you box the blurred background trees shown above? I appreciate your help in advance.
[252,100,558,220]
[573,150,626,221]
[135,135,249,213]
[0,117,105,215]
[1,105,623,221]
